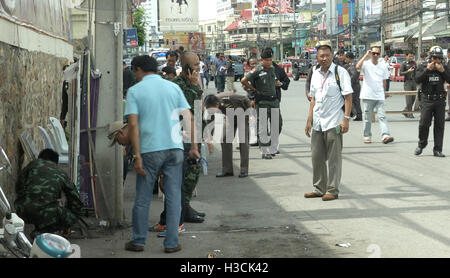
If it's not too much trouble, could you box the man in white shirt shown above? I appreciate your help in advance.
[356,46,394,144]
[304,41,353,201]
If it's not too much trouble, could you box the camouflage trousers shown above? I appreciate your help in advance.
[16,203,79,232]
[183,143,201,205]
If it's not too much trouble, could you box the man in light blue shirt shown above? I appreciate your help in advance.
[214,52,227,93]
[124,55,200,253]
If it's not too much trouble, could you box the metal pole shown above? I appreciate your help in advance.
[381,0,384,54]
[418,5,423,59]
[293,0,297,57]
[279,1,283,60]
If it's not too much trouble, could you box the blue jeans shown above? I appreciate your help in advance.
[216,75,225,93]
[131,149,183,248]
[362,99,391,139]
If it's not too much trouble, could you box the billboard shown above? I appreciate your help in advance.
[159,0,199,32]
[124,28,138,48]
[337,0,356,26]
[163,32,205,53]
[253,0,296,22]
[364,0,381,18]
[217,0,234,19]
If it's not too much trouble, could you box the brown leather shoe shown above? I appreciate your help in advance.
[165,244,182,253]
[322,194,339,201]
[125,241,144,252]
[304,192,322,198]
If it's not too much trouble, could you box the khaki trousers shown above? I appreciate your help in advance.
[226,76,236,92]
[311,128,343,196]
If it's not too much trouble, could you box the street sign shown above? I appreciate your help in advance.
[124,28,138,48]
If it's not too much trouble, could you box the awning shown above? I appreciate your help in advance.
[385,37,404,44]
[370,41,381,47]
[411,17,447,39]
[433,28,450,38]
[224,21,239,31]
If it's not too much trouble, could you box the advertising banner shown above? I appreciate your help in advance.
[124,28,138,48]
[253,0,296,22]
[159,0,199,32]
[0,0,72,40]
[337,0,355,26]
[163,32,205,53]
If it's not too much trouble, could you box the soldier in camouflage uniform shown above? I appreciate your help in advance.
[171,51,205,223]
[14,149,83,237]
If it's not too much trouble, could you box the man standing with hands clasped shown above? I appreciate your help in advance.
[304,41,353,201]
[414,46,450,157]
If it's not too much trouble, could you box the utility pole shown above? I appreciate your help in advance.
[279,0,283,60]
[293,0,297,57]
[418,4,423,59]
[310,0,313,47]
[355,0,359,55]
[380,0,385,54]
[94,0,124,226]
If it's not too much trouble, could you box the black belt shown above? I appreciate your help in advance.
[421,93,445,100]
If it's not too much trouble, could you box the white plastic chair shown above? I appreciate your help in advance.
[38,126,68,164]
[19,130,39,161]
[48,117,69,155]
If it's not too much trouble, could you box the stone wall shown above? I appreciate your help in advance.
[0,41,68,204]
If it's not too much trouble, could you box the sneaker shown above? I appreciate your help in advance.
[157,224,186,237]
[149,223,166,232]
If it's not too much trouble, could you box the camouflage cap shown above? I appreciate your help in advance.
[108,121,127,146]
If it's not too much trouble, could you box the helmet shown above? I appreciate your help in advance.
[429,46,444,58]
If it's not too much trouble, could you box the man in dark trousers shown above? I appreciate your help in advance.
[400,51,418,118]
[204,93,251,178]
[123,61,136,99]
[344,52,362,121]
[241,48,281,159]
[414,46,450,157]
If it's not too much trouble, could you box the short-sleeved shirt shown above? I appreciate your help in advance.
[245,65,277,101]
[360,60,391,100]
[125,74,190,153]
[310,63,353,132]
[215,58,227,76]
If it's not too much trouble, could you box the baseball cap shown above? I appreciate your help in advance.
[108,121,127,146]
[315,40,332,50]
[345,52,355,59]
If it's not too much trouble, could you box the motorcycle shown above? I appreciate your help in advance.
[0,146,80,258]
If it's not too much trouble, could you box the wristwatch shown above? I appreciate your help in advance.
[344,115,351,119]
[132,154,140,159]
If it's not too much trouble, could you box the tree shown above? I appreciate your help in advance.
[133,6,147,47]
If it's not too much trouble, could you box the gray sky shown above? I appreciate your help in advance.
[199,0,217,21]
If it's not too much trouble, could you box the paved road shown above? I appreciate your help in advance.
[73,77,450,258]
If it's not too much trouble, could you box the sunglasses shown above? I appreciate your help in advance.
[371,52,380,56]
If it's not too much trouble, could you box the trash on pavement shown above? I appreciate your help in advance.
[336,243,351,248]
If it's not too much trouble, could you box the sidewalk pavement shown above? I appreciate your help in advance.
[69,80,450,258]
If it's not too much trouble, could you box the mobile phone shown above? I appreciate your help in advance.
[411,65,416,70]
[183,64,193,75]
[335,125,342,134]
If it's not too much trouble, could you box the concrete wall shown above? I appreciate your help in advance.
[0,19,72,205]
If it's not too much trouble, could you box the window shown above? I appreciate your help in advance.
[208,26,211,32]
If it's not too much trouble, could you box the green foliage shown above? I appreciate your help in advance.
[133,7,147,47]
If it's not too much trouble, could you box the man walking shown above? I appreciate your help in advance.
[204,93,251,178]
[225,55,236,93]
[414,46,450,157]
[304,41,353,201]
[214,53,227,93]
[124,55,199,253]
[241,48,281,159]
[356,46,394,144]
[400,51,418,118]
[172,52,207,223]
[344,52,362,121]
